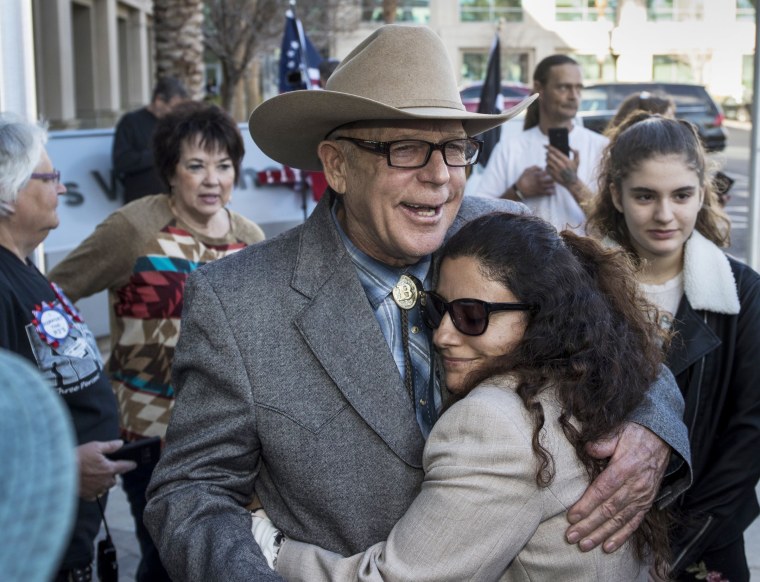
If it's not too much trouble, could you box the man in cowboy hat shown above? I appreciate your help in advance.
[145,25,690,580]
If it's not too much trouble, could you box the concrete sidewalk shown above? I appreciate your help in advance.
[100,481,760,580]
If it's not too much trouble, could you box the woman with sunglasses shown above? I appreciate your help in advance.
[587,113,760,582]
[252,212,671,580]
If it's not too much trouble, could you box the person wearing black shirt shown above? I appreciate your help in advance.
[112,76,188,204]
[0,113,136,582]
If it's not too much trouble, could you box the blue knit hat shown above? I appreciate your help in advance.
[0,349,78,581]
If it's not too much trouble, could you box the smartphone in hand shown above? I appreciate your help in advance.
[106,436,161,466]
[548,127,570,157]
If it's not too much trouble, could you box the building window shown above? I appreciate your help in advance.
[361,0,430,24]
[737,0,755,21]
[460,0,523,23]
[574,54,616,83]
[647,0,704,21]
[555,0,617,22]
[652,55,694,83]
[461,50,529,84]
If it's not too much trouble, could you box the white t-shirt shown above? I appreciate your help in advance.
[474,125,608,232]
[640,272,684,331]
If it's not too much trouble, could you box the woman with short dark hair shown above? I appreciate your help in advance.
[153,100,245,191]
[49,101,265,582]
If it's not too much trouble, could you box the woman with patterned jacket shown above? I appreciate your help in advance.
[49,101,265,582]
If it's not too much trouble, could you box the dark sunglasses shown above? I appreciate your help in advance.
[422,291,536,336]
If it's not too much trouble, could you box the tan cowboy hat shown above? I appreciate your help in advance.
[249,24,536,171]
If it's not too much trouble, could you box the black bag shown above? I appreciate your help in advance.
[95,498,118,582]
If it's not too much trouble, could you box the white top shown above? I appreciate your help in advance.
[474,125,609,233]
[640,272,684,330]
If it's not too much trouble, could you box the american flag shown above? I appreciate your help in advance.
[279,8,322,93]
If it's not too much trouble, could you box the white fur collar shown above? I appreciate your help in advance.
[600,232,739,315]
[682,231,740,314]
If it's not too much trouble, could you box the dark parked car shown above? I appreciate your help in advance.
[722,95,752,122]
[459,81,532,113]
[579,82,727,152]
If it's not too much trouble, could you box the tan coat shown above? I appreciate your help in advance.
[277,376,648,582]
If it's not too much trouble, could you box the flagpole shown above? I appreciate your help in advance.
[475,21,504,168]
[290,0,315,91]
[287,0,309,220]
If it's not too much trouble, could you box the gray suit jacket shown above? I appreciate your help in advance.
[277,377,648,581]
[144,192,690,581]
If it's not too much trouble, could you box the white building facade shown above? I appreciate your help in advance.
[340,0,756,109]
[1,0,154,127]
[0,0,755,128]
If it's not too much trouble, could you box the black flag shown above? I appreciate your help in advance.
[477,34,502,167]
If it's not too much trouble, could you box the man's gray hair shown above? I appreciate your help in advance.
[0,113,49,205]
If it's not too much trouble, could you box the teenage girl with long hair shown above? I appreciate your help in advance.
[587,113,760,581]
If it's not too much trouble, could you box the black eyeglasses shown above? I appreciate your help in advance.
[334,137,482,168]
[422,291,536,337]
[30,170,61,184]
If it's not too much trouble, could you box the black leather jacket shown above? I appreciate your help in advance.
[669,255,760,574]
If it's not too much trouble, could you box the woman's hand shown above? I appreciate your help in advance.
[77,440,137,501]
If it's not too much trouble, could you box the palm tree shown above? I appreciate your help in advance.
[153,0,206,99]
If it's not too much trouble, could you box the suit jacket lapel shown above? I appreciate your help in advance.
[291,195,424,467]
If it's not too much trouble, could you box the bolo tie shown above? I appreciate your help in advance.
[391,273,425,403]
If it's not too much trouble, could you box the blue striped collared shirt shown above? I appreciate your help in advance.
[331,203,441,437]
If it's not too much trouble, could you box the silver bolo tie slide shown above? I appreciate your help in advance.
[392,274,425,310]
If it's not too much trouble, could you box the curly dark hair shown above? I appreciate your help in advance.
[152,101,245,191]
[437,212,669,570]
[587,112,731,258]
